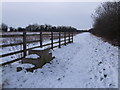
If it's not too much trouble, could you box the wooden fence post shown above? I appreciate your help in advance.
[64,32,66,45]
[72,32,73,43]
[51,31,53,49]
[59,32,61,48]
[69,32,71,43]
[23,30,27,57]
[40,31,42,48]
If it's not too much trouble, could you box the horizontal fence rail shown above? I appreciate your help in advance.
[0,31,74,66]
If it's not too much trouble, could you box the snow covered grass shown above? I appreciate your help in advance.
[1,32,70,64]
[1,32,118,88]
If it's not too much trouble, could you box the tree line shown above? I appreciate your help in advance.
[90,1,119,46]
[0,23,79,32]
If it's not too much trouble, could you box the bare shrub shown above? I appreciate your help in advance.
[91,1,119,46]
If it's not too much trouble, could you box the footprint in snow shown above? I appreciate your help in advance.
[50,70,53,72]
[57,76,65,81]
[98,62,102,65]
[103,68,105,71]
[41,71,44,74]
[100,77,104,81]
[109,83,115,87]
[90,77,92,80]
[104,74,107,78]
[57,78,61,81]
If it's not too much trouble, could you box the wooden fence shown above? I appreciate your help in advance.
[0,31,74,66]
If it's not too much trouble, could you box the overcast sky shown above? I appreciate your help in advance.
[2,2,101,30]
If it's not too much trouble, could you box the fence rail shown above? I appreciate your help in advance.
[0,31,74,66]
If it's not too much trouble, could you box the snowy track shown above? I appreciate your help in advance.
[1,32,118,88]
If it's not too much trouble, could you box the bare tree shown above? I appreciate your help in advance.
[1,23,8,32]
[91,1,119,45]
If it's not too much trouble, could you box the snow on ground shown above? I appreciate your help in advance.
[1,37,66,64]
[1,32,118,88]
[25,54,40,59]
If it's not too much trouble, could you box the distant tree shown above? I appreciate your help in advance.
[1,23,8,32]
[25,23,77,32]
[9,27,16,32]
[43,24,52,31]
[17,27,24,32]
[51,26,56,31]
[56,26,77,32]
[39,25,45,31]
[26,24,39,31]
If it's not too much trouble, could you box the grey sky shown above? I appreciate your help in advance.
[2,2,101,30]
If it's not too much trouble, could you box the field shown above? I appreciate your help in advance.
[0,31,74,64]
[1,32,118,88]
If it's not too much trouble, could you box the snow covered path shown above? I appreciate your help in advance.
[2,32,118,88]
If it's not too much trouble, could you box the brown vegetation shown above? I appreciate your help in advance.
[90,1,119,46]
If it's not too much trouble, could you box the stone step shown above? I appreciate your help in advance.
[28,48,51,56]
[25,54,40,59]
[21,53,54,67]
[20,47,55,72]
